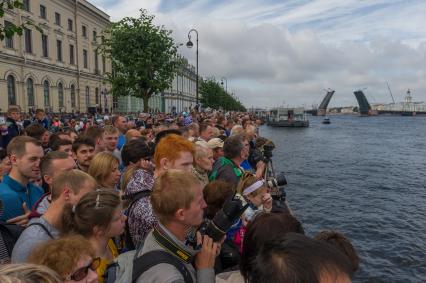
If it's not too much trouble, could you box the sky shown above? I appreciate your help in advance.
[91,0,426,108]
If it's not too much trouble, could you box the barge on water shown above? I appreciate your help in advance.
[267,107,309,127]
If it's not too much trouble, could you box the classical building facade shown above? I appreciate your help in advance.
[114,60,198,113]
[0,0,111,113]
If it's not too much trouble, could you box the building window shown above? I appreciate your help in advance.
[23,0,30,12]
[56,40,62,61]
[43,80,50,107]
[55,12,61,26]
[95,87,99,105]
[83,49,88,68]
[40,5,46,19]
[24,28,32,53]
[102,56,106,74]
[68,19,73,31]
[113,95,118,109]
[41,34,48,57]
[94,49,99,73]
[70,85,76,108]
[82,25,87,37]
[27,78,34,107]
[7,75,16,105]
[4,21,13,48]
[58,83,64,108]
[69,44,74,65]
[85,86,90,107]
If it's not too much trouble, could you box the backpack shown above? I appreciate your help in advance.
[103,249,193,283]
[0,220,53,263]
[0,222,24,263]
[122,190,151,250]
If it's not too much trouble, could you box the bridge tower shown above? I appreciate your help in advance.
[353,90,376,116]
[314,89,335,116]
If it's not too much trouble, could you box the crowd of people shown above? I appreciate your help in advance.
[0,105,360,283]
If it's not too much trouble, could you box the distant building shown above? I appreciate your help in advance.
[114,59,197,113]
[0,0,111,113]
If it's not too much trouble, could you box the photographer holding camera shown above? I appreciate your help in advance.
[134,170,219,283]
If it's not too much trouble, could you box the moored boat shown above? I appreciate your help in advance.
[267,107,309,127]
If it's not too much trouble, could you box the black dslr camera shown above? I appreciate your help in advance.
[188,193,249,246]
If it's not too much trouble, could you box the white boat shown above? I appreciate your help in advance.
[267,107,309,127]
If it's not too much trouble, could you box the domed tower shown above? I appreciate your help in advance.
[404,89,412,103]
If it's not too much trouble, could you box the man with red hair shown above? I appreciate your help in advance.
[124,133,196,248]
[154,134,195,178]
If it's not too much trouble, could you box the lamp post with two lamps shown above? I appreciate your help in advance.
[186,29,199,109]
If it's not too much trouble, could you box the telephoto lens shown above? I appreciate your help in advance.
[204,193,249,242]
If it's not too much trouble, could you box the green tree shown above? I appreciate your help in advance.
[0,0,41,40]
[99,9,181,112]
[200,79,246,111]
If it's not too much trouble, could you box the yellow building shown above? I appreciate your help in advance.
[0,0,111,113]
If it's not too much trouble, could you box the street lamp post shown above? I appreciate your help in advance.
[186,29,199,108]
[221,77,228,93]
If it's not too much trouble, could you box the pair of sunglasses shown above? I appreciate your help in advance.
[66,257,100,281]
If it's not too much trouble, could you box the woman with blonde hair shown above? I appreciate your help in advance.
[228,172,273,254]
[60,189,126,283]
[28,234,98,283]
[236,172,273,215]
[88,152,121,190]
[0,263,62,283]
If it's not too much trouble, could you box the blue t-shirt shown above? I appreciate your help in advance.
[0,175,44,221]
[240,160,253,171]
[117,134,126,150]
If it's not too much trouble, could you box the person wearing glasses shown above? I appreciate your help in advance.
[60,189,126,283]
[28,234,99,283]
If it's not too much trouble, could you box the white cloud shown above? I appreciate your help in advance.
[95,0,426,107]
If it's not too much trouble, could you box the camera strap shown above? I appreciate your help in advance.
[152,226,193,264]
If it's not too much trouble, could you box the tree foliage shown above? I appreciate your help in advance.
[0,0,42,40]
[200,79,246,112]
[99,9,181,112]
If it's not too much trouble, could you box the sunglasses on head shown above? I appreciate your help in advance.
[66,257,100,281]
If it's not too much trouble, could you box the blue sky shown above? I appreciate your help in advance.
[91,0,426,108]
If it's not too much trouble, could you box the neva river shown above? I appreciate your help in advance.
[259,115,426,283]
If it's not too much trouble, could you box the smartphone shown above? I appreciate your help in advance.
[0,116,5,125]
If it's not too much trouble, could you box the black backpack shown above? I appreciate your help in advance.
[132,250,194,283]
[0,221,53,263]
[0,222,24,263]
[103,250,194,283]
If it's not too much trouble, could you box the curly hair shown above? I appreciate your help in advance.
[28,235,95,280]
[0,263,62,283]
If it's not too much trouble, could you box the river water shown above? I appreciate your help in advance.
[259,115,426,283]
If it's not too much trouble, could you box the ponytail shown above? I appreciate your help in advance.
[60,203,78,235]
[60,190,121,237]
